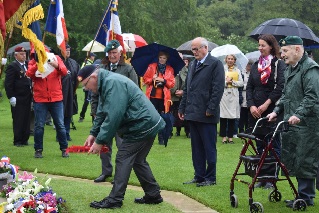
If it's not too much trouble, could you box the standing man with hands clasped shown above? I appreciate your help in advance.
[4,46,32,147]
[178,37,225,187]
[267,36,319,208]
[91,40,138,183]
[77,65,165,209]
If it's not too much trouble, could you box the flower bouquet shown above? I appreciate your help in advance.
[0,156,19,188]
[0,169,66,213]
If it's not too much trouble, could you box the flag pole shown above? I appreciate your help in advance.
[0,29,14,79]
[88,0,113,53]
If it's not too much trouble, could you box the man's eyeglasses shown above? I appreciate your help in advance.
[83,75,93,88]
[191,45,205,52]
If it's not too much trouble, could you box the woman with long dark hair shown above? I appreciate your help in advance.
[246,34,286,189]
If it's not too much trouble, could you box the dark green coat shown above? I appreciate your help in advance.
[90,69,165,145]
[274,53,319,178]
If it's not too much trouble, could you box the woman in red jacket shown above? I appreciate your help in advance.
[143,51,175,145]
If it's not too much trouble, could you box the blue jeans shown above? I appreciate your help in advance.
[33,101,68,151]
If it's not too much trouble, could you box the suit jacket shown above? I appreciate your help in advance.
[4,60,32,104]
[179,54,225,123]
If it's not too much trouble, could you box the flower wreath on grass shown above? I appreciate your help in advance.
[0,156,67,213]
[0,156,19,182]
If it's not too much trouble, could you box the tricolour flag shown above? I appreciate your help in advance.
[95,0,125,54]
[45,0,68,57]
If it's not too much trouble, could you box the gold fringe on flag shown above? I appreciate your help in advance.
[5,0,34,33]
[0,34,3,60]
[1,0,33,60]
[21,4,47,72]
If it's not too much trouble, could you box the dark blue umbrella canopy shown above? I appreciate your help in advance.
[131,43,185,76]
[249,18,319,46]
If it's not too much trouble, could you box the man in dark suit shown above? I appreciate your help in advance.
[178,37,225,187]
[5,46,32,147]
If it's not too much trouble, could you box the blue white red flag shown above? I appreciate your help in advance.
[95,0,125,53]
[45,0,68,57]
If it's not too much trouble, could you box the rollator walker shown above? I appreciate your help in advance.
[229,117,307,212]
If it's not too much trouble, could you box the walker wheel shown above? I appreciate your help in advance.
[230,194,238,208]
[268,190,282,202]
[293,199,307,211]
[250,202,264,213]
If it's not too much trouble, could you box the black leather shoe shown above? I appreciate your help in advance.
[196,180,216,187]
[134,195,163,204]
[90,198,122,209]
[254,182,266,188]
[94,174,111,183]
[183,179,201,184]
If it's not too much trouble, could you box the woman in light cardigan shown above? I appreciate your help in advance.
[219,54,244,143]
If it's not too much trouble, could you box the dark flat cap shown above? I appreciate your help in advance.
[279,36,303,46]
[89,52,96,57]
[77,64,98,82]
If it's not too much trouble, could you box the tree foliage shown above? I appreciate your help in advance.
[4,0,319,63]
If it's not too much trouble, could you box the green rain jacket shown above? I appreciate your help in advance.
[274,53,319,178]
[90,69,165,145]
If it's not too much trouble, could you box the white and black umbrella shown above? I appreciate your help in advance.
[249,18,319,46]
[176,40,218,55]
[7,42,51,55]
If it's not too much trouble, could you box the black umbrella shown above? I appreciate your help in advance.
[249,18,319,46]
[176,40,218,55]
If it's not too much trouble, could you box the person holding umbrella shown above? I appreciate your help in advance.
[246,34,286,189]
[219,54,244,144]
[143,51,175,145]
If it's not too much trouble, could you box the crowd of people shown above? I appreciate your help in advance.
[2,35,319,209]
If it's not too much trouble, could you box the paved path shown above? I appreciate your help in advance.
[0,174,218,213]
[46,174,218,213]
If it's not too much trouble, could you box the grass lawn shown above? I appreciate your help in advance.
[0,86,318,212]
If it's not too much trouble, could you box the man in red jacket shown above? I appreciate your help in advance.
[26,52,69,158]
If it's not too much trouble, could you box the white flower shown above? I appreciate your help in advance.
[5,203,14,211]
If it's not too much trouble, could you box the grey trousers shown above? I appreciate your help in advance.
[100,134,123,176]
[297,178,316,205]
[107,137,160,203]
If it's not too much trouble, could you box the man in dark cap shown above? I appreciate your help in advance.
[78,65,165,209]
[4,46,32,147]
[91,39,138,183]
[268,36,319,208]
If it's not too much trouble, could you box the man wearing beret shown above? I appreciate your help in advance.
[26,50,69,158]
[4,46,32,147]
[268,36,319,207]
[78,65,165,209]
[91,39,139,183]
